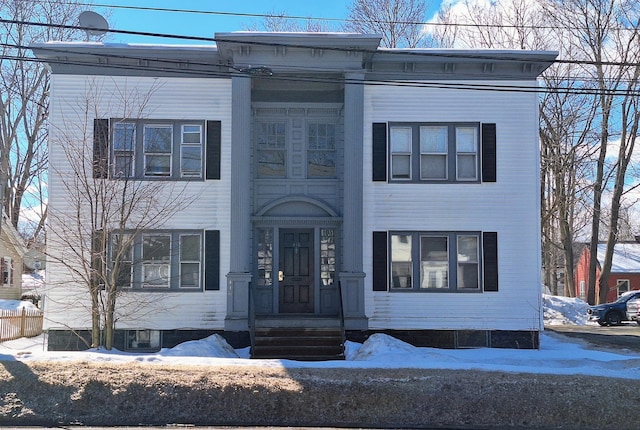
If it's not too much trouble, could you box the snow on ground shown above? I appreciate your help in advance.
[1,295,639,380]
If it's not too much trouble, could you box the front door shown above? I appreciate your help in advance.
[279,228,314,313]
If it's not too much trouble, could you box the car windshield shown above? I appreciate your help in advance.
[615,291,640,303]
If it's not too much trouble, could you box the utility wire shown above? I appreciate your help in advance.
[44,0,640,33]
[5,17,640,69]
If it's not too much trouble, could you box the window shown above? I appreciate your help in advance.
[110,234,133,288]
[1,257,12,286]
[101,119,210,180]
[180,234,201,288]
[389,231,482,292]
[308,123,337,178]
[144,125,173,177]
[142,234,171,288]
[108,230,209,291]
[617,279,630,296]
[579,281,586,300]
[181,125,202,178]
[113,122,135,177]
[389,123,479,182]
[372,122,498,183]
[257,122,286,177]
[126,329,161,351]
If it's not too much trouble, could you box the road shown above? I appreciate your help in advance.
[546,322,640,352]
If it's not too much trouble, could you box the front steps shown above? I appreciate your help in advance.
[250,317,345,361]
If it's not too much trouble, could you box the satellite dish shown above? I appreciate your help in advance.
[78,11,109,38]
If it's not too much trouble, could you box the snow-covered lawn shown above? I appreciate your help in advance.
[1,294,639,380]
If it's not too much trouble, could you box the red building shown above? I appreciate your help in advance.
[574,242,640,303]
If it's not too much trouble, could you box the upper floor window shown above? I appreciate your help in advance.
[181,125,203,178]
[389,123,479,182]
[144,125,173,177]
[373,122,496,183]
[255,118,339,179]
[308,123,336,178]
[256,122,286,178]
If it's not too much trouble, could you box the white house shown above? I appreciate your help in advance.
[32,33,556,357]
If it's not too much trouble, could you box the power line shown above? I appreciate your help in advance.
[47,0,640,33]
[8,44,640,98]
[5,16,640,70]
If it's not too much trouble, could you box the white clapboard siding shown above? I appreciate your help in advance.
[46,74,232,331]
[363,80,543,331]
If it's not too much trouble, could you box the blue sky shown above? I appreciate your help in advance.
[90,0,441,45]
[96,0,360,44]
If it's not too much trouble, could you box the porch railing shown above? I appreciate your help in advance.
[0,308,44,342]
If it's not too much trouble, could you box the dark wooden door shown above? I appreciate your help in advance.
[279,228,314,313]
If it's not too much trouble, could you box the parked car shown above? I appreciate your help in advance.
[587,290,640,326]
[627,298,640,325]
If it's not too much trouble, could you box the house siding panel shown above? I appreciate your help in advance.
[362,81,542,331]
[45,75,232,331]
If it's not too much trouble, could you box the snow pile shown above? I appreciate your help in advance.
[0,299,39,311]
[543,294,590,325]
[2,294,640,380]
[159,334,239,358]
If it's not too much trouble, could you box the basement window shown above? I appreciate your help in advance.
[126,329,161,352]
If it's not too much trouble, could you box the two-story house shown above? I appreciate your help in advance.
[33,32,556,357]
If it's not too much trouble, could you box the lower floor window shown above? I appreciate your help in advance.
[110,230,203,291]
[391,231,481,292]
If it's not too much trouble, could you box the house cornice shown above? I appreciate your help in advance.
[30,33,557,80]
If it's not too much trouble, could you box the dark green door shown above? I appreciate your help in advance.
[279,228,314,313]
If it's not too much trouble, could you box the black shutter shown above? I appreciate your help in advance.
[93,119,109,179]
[373,231,388,291]
[206,120,221,180]
[481,123,497,183]
[205,230,220,291]
[483,232,498,292]
[372,123,387,182]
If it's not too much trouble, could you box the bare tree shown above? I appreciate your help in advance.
[343,0,430,48]
[243,9,333,32]
[0,0,90,238]
[544,0,640,304]
[46,79,198,349]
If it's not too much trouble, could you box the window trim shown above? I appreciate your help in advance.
[389,231,483,293]
[388,122,481,184]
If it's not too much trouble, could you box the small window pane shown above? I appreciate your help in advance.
[392,154,411,179]
[390,127,412,152]
[181,235,200,261]
[113,123,135,151]
[145,155,171,176]
[144,126,172,153]
[420,126,448,152]
[257,150,285,177]
[143,263,170,287]
[114,154,133,177]
[308,151,336,177]
[181,147,202,176]
[181,263,200,288]
[420,236,448,289]
[391,234,412,289]
[456,127,477,152]
[421,154,447,179]
[457,154,477,180]
[143,235,170,261]
[182,125,202,144]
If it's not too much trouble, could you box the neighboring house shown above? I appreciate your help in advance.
[0,213,27,300]
[574,242,640,303]
[32,32,557,354]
